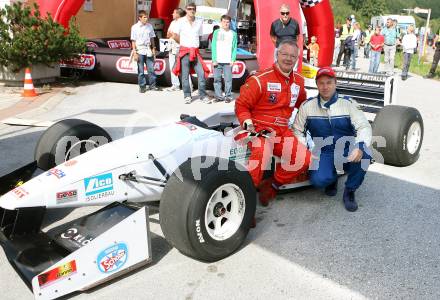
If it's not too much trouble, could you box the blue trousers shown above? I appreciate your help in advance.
[213,63,232,99]
[137,54,156,88]
[309,151,370,192]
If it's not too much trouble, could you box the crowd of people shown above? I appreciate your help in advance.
[334,15,439,80]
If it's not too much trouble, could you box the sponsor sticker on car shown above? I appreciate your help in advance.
[56,190,78,204]
[84,173,114,201]
[46,168,66,179]
[64,159,78,167]
[97,243,128,273]
[229,146,251,162]
[11,186,29,199]
[115,57,166,75]
[60,54,96,70]
[60,227,94,247]
[37,260,77,288]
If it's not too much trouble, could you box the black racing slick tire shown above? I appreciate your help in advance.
[34,119,112,170]
[372,105,423,167]
[159,156,256,262]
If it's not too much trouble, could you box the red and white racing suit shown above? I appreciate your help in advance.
[235,64,311,187]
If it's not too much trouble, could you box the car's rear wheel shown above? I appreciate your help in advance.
[372,105,423,167]
[34,119,112,170]
[159,156,256,262]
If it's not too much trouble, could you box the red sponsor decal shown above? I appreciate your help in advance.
[107,40,131,49]
[46,168,66,179]
[100,250,126,272]
[12,186,28,199]
[38,260,77,288]
[56,190,78,203]
[203,61,246,78]
[86,41,99,48]
[60,54,95,70]
[116,57,166,75]
[64,160,78,167]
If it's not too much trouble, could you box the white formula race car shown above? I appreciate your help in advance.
[0,104,423,299]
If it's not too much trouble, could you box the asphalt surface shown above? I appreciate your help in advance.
[0,55,439,300]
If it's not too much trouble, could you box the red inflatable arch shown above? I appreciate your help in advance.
[36,0,334,69]
[36,0,180,29]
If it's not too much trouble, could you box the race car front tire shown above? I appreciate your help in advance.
[372,105,423,167]
[34,119,112,170]
[159,156,256,262]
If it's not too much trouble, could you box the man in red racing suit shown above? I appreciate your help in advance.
[235,40,311,207]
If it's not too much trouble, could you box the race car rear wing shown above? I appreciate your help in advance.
[334,71,397,113]
[302,63,398,113]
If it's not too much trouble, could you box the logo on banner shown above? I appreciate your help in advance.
[107,40,131,49]
[97,243,128,273]
[115,57,166,75]
[60,54,96,70]
[38,260,77,287]
[86,41,99,48]
[203,61,246,78]
[84,173,113,197]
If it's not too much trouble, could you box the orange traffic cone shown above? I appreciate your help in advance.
[22,68,38,97]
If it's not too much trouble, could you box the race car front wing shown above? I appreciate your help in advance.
[0,202,152,300]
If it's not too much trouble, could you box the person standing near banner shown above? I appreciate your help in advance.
[131,10,158,93]
[166,8,186,91]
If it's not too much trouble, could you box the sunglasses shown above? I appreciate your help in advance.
[186,7,196,11]
[280,11,290,16]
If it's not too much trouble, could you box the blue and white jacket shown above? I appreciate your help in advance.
[293,93,372,153]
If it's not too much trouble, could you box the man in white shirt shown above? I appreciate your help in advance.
[131,10,158,93]
[166,8,186,91]
[172,3,210,104]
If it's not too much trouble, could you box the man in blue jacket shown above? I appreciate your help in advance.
[293,67,372,211]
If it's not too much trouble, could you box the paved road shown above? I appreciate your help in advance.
[0,56,439,299]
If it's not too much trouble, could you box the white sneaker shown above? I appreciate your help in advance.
[201,96,212,104]
[184,96,192,104]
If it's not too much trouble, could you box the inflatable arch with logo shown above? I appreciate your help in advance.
[36,0,334,69]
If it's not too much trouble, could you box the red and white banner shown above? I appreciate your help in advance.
[60,54,96,70]
[203,61,246,78]
[116,57,166,76]
[107,40,132,49]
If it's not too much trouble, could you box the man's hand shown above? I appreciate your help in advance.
[243,119,256,133]
[348,148,363,162]
[212,61,218,67]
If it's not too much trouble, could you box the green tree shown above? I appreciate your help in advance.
[360,0,386,18]
[0,2,85,72]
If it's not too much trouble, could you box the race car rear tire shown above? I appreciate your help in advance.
[372,105,423,167]
[159,156,256,262]
[34,119,112,170]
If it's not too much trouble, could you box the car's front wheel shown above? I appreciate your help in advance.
[159,156,256,262]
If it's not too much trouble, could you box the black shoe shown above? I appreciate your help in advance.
[324,180,338,196]
[214,97,224,102]
[139,86,147,93]
[401,75,407,81]
[225,97,233,103]
[343,188,358,212]
[150,86,161,91]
